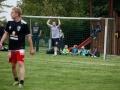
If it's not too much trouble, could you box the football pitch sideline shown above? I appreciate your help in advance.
[0,50,120,90]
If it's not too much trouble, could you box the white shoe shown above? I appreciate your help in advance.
[94,56,97,57]
[53,54,57,56]
[13,81,19,86]
[18,84,23,88]
[54,52,57,56]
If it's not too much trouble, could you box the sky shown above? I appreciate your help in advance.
[0,0,18,21]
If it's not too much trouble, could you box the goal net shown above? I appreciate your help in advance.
[23,16,115,60]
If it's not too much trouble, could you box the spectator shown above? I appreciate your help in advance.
[79,46,89,56]
[71,45,78,55]
[95,22,102,32]
[62,45,69,55]
[90,47,100,57]
[59,29,64,51]
[32,22,42,52]
[90,22,102,39]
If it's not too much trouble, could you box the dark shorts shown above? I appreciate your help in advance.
[52,38,60,47]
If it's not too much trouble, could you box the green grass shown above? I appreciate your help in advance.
[0,49,120,90]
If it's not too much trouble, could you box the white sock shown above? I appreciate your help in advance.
[54,51,57,55]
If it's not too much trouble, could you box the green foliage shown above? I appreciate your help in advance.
[21,0,90,46]
[21,0,110,46]
[0,0,5,13]
[113,0,120,12]
[0,0,6,21]
[0,0,5,4]
[92,0,108,17]
[21,0,89,17]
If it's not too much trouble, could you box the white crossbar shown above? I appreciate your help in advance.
[22,15,114,20]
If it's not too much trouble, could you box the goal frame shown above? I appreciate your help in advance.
[22,15,115,60]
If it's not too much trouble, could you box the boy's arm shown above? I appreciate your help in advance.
[0,31,8,49]
[62,32,64,38]
[47,19,52,27]
[58,19,61,26]
[0,31,8,44]
[26,34,35,55]
[39,30,42,37]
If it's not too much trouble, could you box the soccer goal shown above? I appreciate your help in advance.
[23,15,115,60]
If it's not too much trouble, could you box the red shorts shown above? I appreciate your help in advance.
[9,50,25,64]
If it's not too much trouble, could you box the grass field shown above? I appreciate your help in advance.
[0,49,120,90]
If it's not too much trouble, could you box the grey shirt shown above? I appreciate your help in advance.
[50,25,60,39]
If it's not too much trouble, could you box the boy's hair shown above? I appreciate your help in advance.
[12,7,22,16]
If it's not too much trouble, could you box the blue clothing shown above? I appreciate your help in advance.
[71,48,78,55]
[90,25,101,39]
[80,49,89,56]
[32,36,40,52]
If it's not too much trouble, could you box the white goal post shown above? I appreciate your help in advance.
[22,15,115,60]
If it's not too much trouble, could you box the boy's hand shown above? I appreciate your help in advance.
[0,42,3,50]
[30,48,35,55]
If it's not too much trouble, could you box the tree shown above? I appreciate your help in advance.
[21,0,89,17]
[0,0,6,21]
[92,0,109,17]
[21,0,91,46]
[0,0,12,21]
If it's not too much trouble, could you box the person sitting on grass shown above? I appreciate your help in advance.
[71,45,79,56]
[62,45,69,55]
[89,47,100,57]
[79,46,89,56]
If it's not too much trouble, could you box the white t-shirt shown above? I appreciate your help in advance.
[50,25,60,39]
